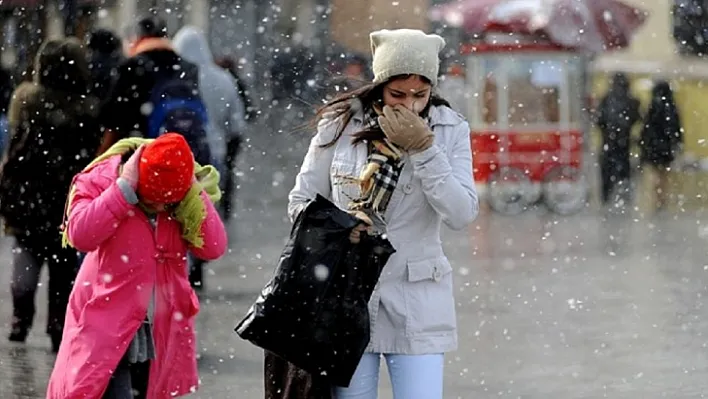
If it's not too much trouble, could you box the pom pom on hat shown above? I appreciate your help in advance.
[370,29,446,86]
[137,133,195,204]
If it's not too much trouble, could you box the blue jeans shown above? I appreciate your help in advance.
[334,353,444,399]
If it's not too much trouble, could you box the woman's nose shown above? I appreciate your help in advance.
[400,99,415,111]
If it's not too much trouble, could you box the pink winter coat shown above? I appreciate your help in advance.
[46,155,227,399]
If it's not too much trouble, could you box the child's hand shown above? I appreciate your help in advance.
[120,145,145,190]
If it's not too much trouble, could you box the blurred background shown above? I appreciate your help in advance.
[0,0,699,212]
[1,0,708,397]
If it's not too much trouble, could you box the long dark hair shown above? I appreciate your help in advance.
[311,75,450,148]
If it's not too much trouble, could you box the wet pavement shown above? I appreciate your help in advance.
[1,109,708,398]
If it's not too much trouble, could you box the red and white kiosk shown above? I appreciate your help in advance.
[431,0,647,215]
[463,34,589,215]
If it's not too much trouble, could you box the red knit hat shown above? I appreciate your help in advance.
[137,133,195,204]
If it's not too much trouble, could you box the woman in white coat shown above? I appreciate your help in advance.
[288,29,479,399]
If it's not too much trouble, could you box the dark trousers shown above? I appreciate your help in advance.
[264,351,333,399]
[600,153,631,205]
[189,255,205,290]
[221,134,242,223]
[10,234,78,337]
[102,356,150,399]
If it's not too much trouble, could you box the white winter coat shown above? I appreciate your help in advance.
[288,103,479,354]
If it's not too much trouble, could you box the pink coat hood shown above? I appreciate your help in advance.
[47,155,227,398]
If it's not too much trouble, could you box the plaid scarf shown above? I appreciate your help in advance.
[349,139,404,215]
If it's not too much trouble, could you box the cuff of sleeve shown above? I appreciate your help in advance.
[288,203,307,223]
[410,144,452,178]
[116,177,139,205]
[409,145,442,165]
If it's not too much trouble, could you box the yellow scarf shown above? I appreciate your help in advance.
[62,138,221,249]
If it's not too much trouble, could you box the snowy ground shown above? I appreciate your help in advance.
[1,107,707,398]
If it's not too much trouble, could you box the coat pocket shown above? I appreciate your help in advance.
[404,256,456,337]
[330,161,361,210]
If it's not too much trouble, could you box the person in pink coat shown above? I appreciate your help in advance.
[46,133,228,399]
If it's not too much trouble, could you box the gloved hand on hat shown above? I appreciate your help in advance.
[119,145,146,190]
[377,105,434,154]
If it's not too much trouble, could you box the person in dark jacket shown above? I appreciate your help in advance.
[0,37,101,352]
[596,72,641,205]
[86,28,124,103]
[640,80,684,209]
[96,15,205,160]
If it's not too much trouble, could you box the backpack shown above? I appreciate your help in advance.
[146,65,212,166]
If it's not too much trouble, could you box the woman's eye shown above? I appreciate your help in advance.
[415,93,427,98]
[390,93,404,98]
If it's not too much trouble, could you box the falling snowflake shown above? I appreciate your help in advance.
[140,102,154,116]
[314,264,329,281]
[567,298,583,310]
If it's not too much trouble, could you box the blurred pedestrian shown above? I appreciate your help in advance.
[215,56,258,123]
[322,54,369,102]
[0,37,100,352]
[640,80,684,210]
[596,72,641,205]
[86,28,124,103]
[338,54,369,90]
[285,29,479,399]
[215,56,253,224]
[270,41,316,104]
[97,15,211,167]
[47,133,227,398]
[173,26,246,289]
[269,40,316,132]
[173,26,246,201]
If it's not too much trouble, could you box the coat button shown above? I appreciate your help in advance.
[433,266,442,282]
[403,183,413,194]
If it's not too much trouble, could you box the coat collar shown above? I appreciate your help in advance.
[130,37,173,57]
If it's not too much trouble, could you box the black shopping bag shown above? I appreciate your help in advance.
[235,195,395,387]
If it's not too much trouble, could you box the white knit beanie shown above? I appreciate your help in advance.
[370,29,446,86]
